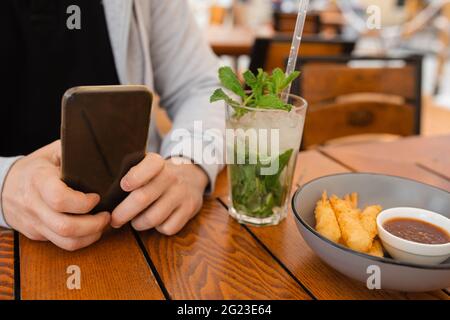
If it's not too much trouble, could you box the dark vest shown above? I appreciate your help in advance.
[1,0,120,156]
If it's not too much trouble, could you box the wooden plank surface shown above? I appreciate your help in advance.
[0,228,14,300]
[139,199,312,300]
[11,135,450,300]
[320,136,450,192]
[20,225,164,300]
[217,150,449,300]
[320,149,450,191]
[418,156,450,181]
[321,135,450,166]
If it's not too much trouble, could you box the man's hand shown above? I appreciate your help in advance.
[111,154,208,235]
[2,141,110,251]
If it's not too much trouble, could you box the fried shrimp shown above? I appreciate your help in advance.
[367,239,384,257]
[360,205,383,240]
[330,195,373,253]
[315,192,342,243]
[344,193,358,209]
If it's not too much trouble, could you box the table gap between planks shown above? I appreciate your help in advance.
[0,135,449,300]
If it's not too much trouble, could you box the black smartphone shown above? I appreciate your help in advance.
[61,85,152,213]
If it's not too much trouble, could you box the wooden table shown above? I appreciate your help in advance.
[206,25,274,56]
[1,135,449,300]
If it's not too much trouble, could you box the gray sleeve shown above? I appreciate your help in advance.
[148,0,225,191]
[0,156,22,228]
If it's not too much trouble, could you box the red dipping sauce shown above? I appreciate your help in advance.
[383,218,450,245]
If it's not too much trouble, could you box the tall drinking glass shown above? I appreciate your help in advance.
[226,94,307,226]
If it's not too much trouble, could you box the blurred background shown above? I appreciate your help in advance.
[178,0,450,148]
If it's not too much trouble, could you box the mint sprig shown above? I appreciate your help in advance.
[210,67,300,117]
[229,148,294,218]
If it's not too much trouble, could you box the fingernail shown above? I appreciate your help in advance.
[121,177,131,191]
[110,214,121,229]
[90,193,101,202]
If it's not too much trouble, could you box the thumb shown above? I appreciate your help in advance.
[51,140,62,166]
[35,140,62,165]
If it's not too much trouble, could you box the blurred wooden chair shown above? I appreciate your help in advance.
[248,34,355,73]
[292,55,423,149]
[273,11,321,35]
[273,9,343,36]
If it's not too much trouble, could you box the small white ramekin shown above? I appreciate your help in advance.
[377,207,450,265]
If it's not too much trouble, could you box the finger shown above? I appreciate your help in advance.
[130,190,182,231]
[37,204,111,238]
[20,227,47,242]
[121,153,165,192]
[51,140,62,166]
[34,140,61,159]
[129,202,176,232]
[39,225,103,251]
[111,170,174,227]
[36,168,100,214]
[155,206,194,236]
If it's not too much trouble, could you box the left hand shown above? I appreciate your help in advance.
[110,154,208,235]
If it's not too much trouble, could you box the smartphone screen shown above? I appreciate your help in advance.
[61,86,152,213]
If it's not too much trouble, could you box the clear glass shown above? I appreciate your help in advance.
[226,94,307,226]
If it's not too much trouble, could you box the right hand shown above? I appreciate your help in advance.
[1,141,111,251]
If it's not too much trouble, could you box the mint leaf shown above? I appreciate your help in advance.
[249,69,269,101]
[218,66,246,99]
[243,70,257,89]
[277,148,294,172]
[210,88,242,109]
[263,148,293,201]
[281,71,300,91]
[257,94,291,111]
[270,68,285,94]
[210,88,228,102]
[257,94,285,108]
[210,88,248,118]
[210,88,237,106]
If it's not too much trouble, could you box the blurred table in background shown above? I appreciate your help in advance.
[422,96,450,136]
[206,24,275,57]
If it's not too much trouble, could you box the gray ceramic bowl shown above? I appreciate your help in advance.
[292,173,450,292]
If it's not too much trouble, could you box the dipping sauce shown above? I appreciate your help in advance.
[383,218,450,245]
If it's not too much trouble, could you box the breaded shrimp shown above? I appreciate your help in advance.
[330,195,373,253]
[360,205,383,240]
[315,192,341,243]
